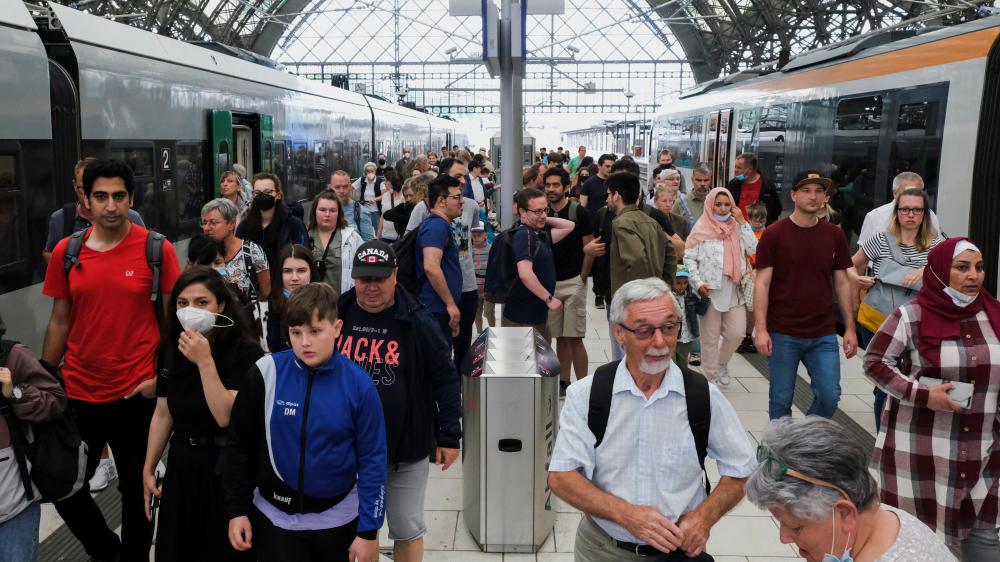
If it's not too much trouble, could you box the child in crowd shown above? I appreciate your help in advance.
[225,283,386,562]
[672,267,709,370]
[471,225,495,331]
[739,202,768,354]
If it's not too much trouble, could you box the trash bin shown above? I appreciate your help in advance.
[460,327,560,553]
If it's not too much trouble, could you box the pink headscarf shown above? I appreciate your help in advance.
[685,187,743,284]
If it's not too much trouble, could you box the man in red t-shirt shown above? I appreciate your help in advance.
[42,159,180,561]
[753,175,857,420]
[727,153,782,224]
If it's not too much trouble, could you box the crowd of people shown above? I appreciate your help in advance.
[0,143,997,562]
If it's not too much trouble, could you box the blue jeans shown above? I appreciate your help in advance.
[768,333,841,419]
[0,501,40,562]
[607,307,623,361]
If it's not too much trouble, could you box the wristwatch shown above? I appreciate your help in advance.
[12,385,23,401]
[545,294,554,304]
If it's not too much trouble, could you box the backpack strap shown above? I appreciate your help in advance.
[61,203,77,238]
[681,366,712,495]
[0,340,34,501]
[242,242,260,297]
[883,234,909,266]
[62,228,88,276]
[146,230,166,304]
[587,361,713,495]
[588,360,620,447]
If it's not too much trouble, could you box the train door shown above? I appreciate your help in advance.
[210,110,232,196]
[233,126,253,178]
[702,109,733,187]
[260,115,274,172]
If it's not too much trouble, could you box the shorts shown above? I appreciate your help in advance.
[547,276,587,338]
[500,316,551,341]
[386,458,430,541]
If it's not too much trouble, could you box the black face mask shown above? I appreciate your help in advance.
[252,193,276,211]
[378,159,386,166]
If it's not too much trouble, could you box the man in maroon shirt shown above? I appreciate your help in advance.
[727,153,782,224]
[753,175,858,420]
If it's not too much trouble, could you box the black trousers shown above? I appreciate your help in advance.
[155,440,252,562]
[54,396,155,562]
[250,508,357,562]
[452,290,479,376]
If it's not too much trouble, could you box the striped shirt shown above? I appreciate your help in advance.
[860,232,943,279]
[472,241,490,292]
[863,304,1000,544]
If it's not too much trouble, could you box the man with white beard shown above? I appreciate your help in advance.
[547,278,755,562]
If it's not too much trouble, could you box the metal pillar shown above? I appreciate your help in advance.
[498,0,523,229]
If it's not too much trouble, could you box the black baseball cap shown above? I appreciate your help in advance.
[352,240,397,279]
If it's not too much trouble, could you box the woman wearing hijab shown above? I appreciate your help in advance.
[682,187,757,386]
[864,237,1000,561]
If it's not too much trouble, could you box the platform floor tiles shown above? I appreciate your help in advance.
[37,293,878,561]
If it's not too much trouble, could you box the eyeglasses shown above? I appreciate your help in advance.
[523,208,548,216]
[897,207,925,216]
[617,322,680,340]
[199,219,226,227]
[446,194,463,201]
[756,445,851,500]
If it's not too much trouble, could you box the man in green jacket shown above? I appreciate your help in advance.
[602,172,677,361]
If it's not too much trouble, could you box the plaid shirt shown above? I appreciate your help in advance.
[863,303,1000,544]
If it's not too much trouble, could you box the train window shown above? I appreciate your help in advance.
[832,96,884,245]
[0,193,25,269]
[735,108,759,158]
[756,105,787,191]
[111,146,157,228]
[175,142,203,224]
[217,140,230,175]
[890,99,944,209]
[836,96,883,131]
[0,155,15,188]
[289,142,310,202]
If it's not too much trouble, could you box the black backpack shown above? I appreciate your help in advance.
[392,227,421,295]
[483,225,543,304]
[63,227,167,310]
[392,215,454,296]
[588,360,713,494]
[0,341,89,502]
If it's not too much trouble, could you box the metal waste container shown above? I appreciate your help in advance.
[460,327,560,553]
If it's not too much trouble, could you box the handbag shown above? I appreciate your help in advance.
[857,237,921,332]
[740,256,755,312]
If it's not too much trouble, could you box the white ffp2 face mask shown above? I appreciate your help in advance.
[176,307,234,333]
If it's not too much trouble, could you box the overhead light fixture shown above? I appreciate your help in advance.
[624,90,636,99]
[445,46,458,56]
[566,44,580,53]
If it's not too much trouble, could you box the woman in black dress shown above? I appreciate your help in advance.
[142,267,264,561]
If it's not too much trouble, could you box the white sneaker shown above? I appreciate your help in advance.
[718,364,732,387]
[89,458,117,492]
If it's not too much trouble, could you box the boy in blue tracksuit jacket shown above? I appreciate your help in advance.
[225,283,387,562]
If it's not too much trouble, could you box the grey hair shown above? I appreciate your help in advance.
[745,417,879,522]
[891,171,924,195]
[201,197,239,222]
[658,168,681,181]
[692,163,711,177]
[609,278,680,326]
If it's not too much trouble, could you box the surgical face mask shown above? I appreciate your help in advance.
[282,288,292,298]
[213,267,228,278]
[176,306,234,334]
[735,174,746,182]
[712,213,731,222]
[366,172,376,181]
[821,508,854,562]
[403,152,411,158]
[944,286,979,307]
[252,192,276,211]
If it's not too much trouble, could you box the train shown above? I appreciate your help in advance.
[567,17,1000,293]
[0,0,467,350]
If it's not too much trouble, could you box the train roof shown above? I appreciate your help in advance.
[680,15,1000,100]
[1,0,36,30]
